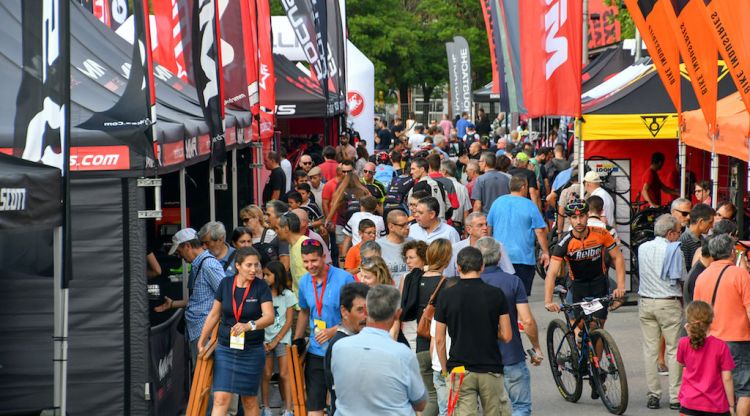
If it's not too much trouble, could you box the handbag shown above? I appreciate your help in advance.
[416,276,447,339]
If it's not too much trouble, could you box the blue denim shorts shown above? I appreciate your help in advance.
[213,343,265,396]
[727,341,750,397]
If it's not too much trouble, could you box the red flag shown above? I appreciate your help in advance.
[703,0,750,129]
[518,0,582,117]
[662,0,718,134]
[624,0,682,115]
[92,0,111,27]
[480,0,500,95]
[255,0,276,141]
[151,0,191,82]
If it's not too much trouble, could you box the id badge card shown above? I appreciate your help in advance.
[313,319,327,335]
[230,331,245,350]
[451,366,466,374]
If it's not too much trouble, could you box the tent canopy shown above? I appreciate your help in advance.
[274,54,346,119]
[473,82,500,103]
[0,154,62,231]
[683,92,749,162]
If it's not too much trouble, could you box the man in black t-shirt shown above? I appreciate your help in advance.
[508,152,541,209]
[263,151,286,204]
[435,247,513,415]
[375,120,393,151]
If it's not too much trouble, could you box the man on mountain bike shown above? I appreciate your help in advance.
[543,199,626,322]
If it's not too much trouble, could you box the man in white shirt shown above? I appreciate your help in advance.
[409,124,427,153]
[583,171,615,225]
[444,212,514,277]
[343,195,386,251]
[280,147,293,192]
[376,210,412,286]
[408,196,460,244]
[440,160,470,228]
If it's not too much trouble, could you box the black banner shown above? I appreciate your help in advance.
[326,0,346,114]
[0,154,62,230]
[191,0,226,167]
[149,310,188,416]
[281,0,326,86]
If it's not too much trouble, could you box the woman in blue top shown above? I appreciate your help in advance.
[198,247,274,416]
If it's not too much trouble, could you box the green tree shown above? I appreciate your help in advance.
[605,0,635,39]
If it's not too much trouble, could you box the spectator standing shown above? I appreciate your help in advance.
[472,152,511,214]
[409,157,451,220]
[475,108,491,136]
[336,132,357,162]
[263,151,286,204]
[292,240,355,416]
[435,247,513,416]
[670,198,692,229]
[199,221,236,273]
[408,197,460,244]
[583,171,615,225]
[637,214,686,410]
[324,282,370,415]
[265,200,291,270]
[426,154,459,215]
[376,210,412,286]
[197,247,274,416]
[477,237,543,415]
[344,219,378,274]
[277,213,310,295]
[319,146,339,182]
[156,228,225,365]
[399,240,428,351]
[440,160,471,229]
[715,200,737,222]
[332,285,427,414]
[693,234,750,416]
[409,124,427,153]
[488,175,550,295]
[641,152,679,207]
[455,112,470,138]
[307,166,325,207]
[508,152,541,210]
[439,114,453,138]
[694,180,712,206]
[361,162,387,204]
[465,160,480,198]
[374,152,397,188]
[680,203,715,271]
[293,184,323,224]
[343,195,386,249]
[291,208,331,265]
[297,154,314,174]
[375,119,393,151]
[280,148,293,193]
[445,212,514,277]
[677,301,736,416]
[281,170,309,203]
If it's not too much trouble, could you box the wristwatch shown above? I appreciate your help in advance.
[249,320,257,331]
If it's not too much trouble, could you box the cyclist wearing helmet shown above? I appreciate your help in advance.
[544,199,626,321]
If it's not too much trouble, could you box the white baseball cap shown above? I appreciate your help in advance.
[583,171,602,183]
[169,228,198,255]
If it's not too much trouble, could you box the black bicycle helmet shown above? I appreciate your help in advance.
[563,199,589,216]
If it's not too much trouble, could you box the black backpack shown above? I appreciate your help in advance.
[253,228,279,266]
[384,174,414,214]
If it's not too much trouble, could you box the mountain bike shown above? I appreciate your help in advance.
[546,287,628,415]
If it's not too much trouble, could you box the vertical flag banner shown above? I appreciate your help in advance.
[518,0,582,117]
[220,0,259,111]
[624,0,682,115]
[446,42,458,115]
[703,0,750,120]
[255,0,276,141]
[663,0,718,133]
[479,0,501,96]
[497,0,524,113]
[453,36,473,115]
[152,0,192,82]
[280,0,326,89]
[191,0,225,166]
[327,0,346,110]
[135,0,157,167]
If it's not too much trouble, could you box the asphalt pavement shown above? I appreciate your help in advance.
[525,276,679,416]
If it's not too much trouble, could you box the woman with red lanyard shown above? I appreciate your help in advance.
[198,247,274,416]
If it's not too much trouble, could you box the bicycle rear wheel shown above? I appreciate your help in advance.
[590,329,629,414]
[546,319,582,402]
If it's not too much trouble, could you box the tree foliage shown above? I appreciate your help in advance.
[604,0,635,39]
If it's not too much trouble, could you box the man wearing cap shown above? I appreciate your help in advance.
[509,152,541,210]
[156,228,226,365]
[307,166,325,207]
[584,171,615,226]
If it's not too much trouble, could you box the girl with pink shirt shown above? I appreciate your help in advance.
[677,301,735,416]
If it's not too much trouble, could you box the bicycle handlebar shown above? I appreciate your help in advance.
[558,295,615,312]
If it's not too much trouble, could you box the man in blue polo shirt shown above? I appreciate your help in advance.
[293,239,355,416]
[332,285,426,415]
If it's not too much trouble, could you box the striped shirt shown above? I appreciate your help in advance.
[185,250,225,341]
[679,229,702,272]
[637,236,684,299]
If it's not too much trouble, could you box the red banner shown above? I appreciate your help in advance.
[480,0,500,95]
[704,0,750,131]
[256,0,276,141]
[588,0,621,49]
[624,0,682,115]
[663,0,718,134]
[518,0,582,117]
[152,0,191,82]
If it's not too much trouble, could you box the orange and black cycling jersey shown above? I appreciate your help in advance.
[552,226,617,282]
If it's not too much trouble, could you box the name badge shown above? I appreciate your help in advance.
[313,319,327,335]
[230,331,245,350]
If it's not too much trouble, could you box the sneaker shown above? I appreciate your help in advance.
[647,396,660,409]
[591,387,600,400]
[262,407,273,416]
[282,410,294,416]
[669,402,681,410]
[657,363,668,376]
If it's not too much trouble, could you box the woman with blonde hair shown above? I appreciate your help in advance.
[239,205,276,245]
[359,256,394,286]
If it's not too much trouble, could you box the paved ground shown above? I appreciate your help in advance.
[525,276,679,415]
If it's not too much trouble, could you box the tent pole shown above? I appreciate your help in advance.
[678,137,686,198]
[576,118,585,196]
[232,149,238,230]
[710,134,718,209]
[180,168,188,292]
[53,226,68,416]
[209,167,216,222]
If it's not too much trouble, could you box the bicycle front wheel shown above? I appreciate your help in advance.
[590,329,629,414]
[546,319,582,402]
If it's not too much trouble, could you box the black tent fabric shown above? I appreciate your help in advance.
[582,47,638,90]
[0,153,62,231]
[473,82,500,103]
[275,54,345,119]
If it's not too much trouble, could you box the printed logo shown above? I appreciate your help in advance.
[545,0,569,80]
[0,188,27,212]
[640,115,670,137]
[347,91,365,117]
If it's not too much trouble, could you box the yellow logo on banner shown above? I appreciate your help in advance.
[641,115,670,137]
[679,60,730,82]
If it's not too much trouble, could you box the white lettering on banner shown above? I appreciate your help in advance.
[545,0,569,80]
[198,0,219,105]
[158,349,174,381]
[70,153,121,167]
[259,63,271,90]
[153,65,175,82]
[185,137,198,159]
[120,62,131,79]
[451,52,460,112]
[111,0,129,25]
[275,104,296,116]
[459,47,471,111]
[0,188,27,212]
[282,0,324,77]
[171,0,188,80]
[76,59,107,79]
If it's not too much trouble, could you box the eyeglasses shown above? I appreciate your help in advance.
[363,170,375,174]
[341,169,353,174]
[674,209,690,216]
[301,161,312,165]
[391,222,409,228]
[241,217,252,223]
[301,239,322,247]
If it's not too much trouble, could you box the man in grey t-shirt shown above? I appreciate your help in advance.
[472,152,510,214]
[376,210,412,286]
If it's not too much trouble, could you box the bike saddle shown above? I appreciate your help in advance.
[554,285,568,295]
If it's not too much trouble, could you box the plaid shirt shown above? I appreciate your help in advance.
[185,250,225,341]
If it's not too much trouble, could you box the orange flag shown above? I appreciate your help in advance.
[662,0,718,135]
[703,0,750,133]
[624,0,682,116]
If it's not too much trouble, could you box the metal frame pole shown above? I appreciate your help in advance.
[209,167,216,222]
[678,138,687,198]
[710,135,719,209]
[232,149,238,229]
[577,118,585,196]
[180,168,188,293]
[53,227,68,416]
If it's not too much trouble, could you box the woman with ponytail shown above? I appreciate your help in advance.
[677,301,736,416]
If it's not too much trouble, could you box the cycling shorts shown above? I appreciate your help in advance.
[571,277,609,320]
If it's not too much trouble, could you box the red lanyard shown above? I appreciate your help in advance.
[447,372,465,416]
[313,271,328,318]
[232,277,253,323]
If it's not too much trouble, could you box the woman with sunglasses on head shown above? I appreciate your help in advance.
[239,205,279,267]
[198,247,274,416]
[694,180,712,206]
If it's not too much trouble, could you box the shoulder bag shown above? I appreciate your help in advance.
[417,276,447,339]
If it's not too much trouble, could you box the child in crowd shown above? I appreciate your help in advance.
[677,301,735,416]
[260,261,297,416]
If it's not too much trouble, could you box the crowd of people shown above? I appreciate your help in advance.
[155,110,750,416]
